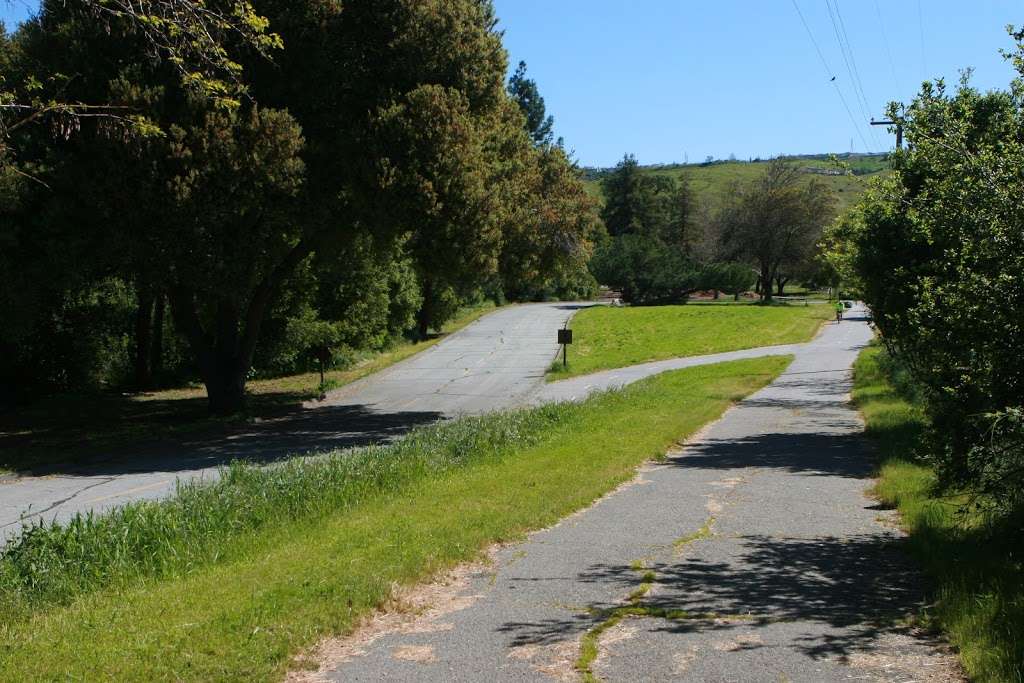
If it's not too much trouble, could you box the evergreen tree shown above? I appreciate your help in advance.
[600,154,646,236]
[507,60,554,147]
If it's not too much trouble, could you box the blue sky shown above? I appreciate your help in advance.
[3,1,1020,167]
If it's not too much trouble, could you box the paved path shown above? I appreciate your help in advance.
[0,303,586,539]
[303,310,961,682]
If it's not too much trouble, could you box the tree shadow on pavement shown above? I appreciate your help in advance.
[498,532,941,662]
[3,402,443,477]
[670,431,874,479]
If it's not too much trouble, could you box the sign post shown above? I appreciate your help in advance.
[557,327,573,368]
[314,345,332,396]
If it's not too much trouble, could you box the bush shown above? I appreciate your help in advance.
[834,69,1024,518]
[0,278,135,396]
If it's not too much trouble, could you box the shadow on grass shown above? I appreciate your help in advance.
[0,303,513,475]
[855,345,1024,678]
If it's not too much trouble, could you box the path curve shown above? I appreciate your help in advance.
[0,304,854,545]
[0,303,586,538]
[296,308,961,682]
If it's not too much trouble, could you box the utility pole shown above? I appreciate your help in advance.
[870,117,903,149]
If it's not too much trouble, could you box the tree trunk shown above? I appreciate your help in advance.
[734,291,740,301]
[168,288,249,416]
[205,364,248,416]
[167,241,314,416]
[759,263,773,303]
[134,286,155,389]
[416,278,434,340]
[775,276,789,296]
[151,291,165,382]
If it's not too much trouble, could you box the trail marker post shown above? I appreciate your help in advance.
[557,327,572,368]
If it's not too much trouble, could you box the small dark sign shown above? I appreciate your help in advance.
[558,328,573,345]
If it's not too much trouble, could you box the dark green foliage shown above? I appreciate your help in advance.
[254,238,423,376]
[593,154,710,304]
[0,279,134,398]
[703,263,757,300]
[591,234,702,305]
[507,60,554,146]
[832,55,1024,516]
[599,154,646,237]
[0,0,599,413]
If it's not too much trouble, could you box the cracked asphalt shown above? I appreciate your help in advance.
[303,308,961,682]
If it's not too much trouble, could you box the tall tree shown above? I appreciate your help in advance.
[10,0,522,413]
[592,159,705,304]
[499,142,601,300]
[507,60,554,147]
[600,154,645,236]
[716,159,833,302]
[161,108,307,412]
[372,84,503,338]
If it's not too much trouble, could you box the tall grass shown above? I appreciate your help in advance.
[853,345,1024,682]
[0,405,566,615]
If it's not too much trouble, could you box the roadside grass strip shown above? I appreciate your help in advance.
[853,345,1024,682]
[549,303,829,380]
[0,356,791,681]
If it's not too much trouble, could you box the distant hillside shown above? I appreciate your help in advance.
[582,153,890,215]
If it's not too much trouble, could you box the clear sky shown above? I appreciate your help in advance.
[3,1,1021,167]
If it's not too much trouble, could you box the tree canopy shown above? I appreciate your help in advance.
[0,0,598,414]
[823,41,1024,515]
[507,60,554,147]
[714,159,834,301]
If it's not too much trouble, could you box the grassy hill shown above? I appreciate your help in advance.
[582,153,890,215]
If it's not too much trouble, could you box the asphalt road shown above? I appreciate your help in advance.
[299,309,961,682]
[0,303,586,540]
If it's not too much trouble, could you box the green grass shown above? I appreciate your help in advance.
[853,345,1024,682]
[583,156,890,214]
[549,303,830,379]
[0,301,499,474]
[0,356,790,681]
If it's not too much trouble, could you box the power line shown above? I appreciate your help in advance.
[789,0,874,154]
[831,0,882,148]
[823,0,882,150]
[790,0,833,76]
[832,82,874,154]
[823,0,878,150]
[873,0,902,95]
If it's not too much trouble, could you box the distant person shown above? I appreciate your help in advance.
[835,300,844,323]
